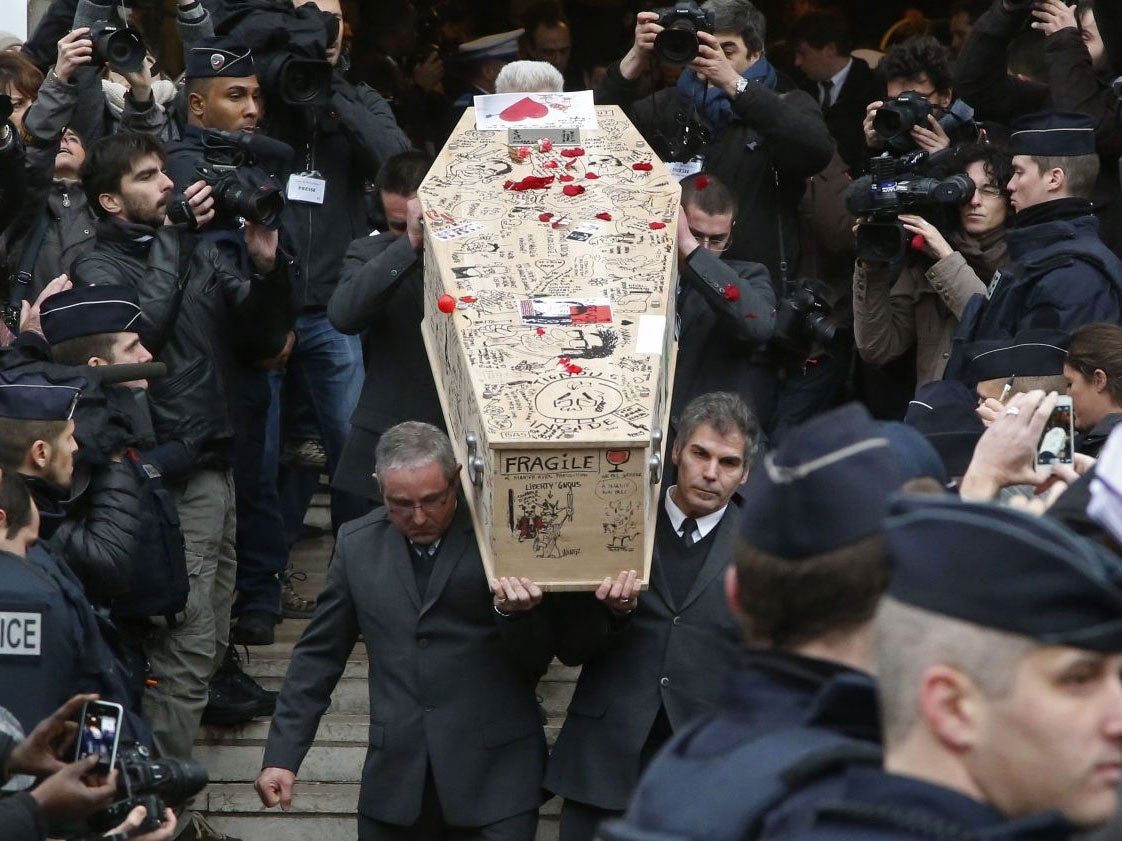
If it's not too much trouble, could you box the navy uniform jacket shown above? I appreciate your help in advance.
[946,211,1122,380]
[801,767,1073,840]
[262,501,549,827]
[617,649,880,841]
[544,495,745,811]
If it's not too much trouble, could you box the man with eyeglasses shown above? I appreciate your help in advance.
[256,421,550,841]
[670,173,776,452]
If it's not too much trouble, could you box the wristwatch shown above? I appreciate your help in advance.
[733,77,749,97]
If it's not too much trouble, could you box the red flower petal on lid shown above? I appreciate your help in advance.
[540,139,553,152]
[538,212,553,222]
[536,327,546,336]
[437,294,456,314]
[585,171,599,180]
[649,221,666,230]
[543,160,559,168]
[563,184,585,196]
[560,147,586,157]
[632,162,653,171]
[695,175,710,190]
[723,284,740,302]
[459,296,477,303]
[595,212,613,221]
[558,174,574,182]
[567,364,583,374]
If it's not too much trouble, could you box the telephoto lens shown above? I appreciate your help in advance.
[88,23,146,73]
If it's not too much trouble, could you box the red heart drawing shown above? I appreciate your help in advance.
[500,97,549,122]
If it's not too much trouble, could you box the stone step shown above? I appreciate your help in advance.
[199,783,561,841]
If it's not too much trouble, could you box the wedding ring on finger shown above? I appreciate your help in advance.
[1005,406,1021,416]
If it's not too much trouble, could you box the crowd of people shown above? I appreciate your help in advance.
[2,0,1122,839]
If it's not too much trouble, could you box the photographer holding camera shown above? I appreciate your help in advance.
[853,143,1012,387]
[595,0,832,288]
[863,35,980,159]
[954,0,1122,254]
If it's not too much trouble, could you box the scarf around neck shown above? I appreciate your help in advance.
[676,55,778,134]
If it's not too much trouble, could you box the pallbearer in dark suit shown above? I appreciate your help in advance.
[255,422,550,841]
[789,9,885,175]
[538,393,759,841]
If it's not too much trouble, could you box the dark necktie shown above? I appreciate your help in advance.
[679,517,698,547]
[820,79,834,110]
[412,542,436,596]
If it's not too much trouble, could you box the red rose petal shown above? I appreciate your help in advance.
[538,212,554,222]
[504,175,555,191]
[539,139,553,152]
[459,295,477,303]
[437,294,456,314]
[595,212,612,221]
[563,184,585,196]
[543,160,559,168]
[536,327,546,336]
[632,162,653,171]
[560,147,585,157]
[695,175,710,190]
[584,171,599,180]
[723,284,740,302]
[558,174,574,182]
[559,357,570,364]
[649,221,666,230]
[567,364,583,374]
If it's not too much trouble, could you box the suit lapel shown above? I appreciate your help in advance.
[678,494,742,612]
[392,535,422,611]
[419,502,473,614]
[649,506,677,611]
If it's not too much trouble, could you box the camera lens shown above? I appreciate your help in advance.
[90,25,145,72]
[654,23,701,66]
[280,58,333,105]
[872,107,907,140]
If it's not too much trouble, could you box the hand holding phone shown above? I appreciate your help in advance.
[74,700,123,773]
[1035,394,1074,475]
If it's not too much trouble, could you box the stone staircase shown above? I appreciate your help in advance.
[194,496,576,840]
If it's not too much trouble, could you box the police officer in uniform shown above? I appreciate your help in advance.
[946,112,1122,381]
[602,403,940,841]
[801,494,1122,840]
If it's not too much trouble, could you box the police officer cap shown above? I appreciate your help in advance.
[185,37,255,80]
[40,285,142,346]
[886,495,1122,651]
[457,29,523,63]
[904,380,984,478]
[739,403,914,558]
[0,370,83,421]
[964,330,1069,383]
[1010,111,1096,156]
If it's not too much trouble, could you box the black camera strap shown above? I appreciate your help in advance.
[773,165,791,293]
[4,210,51,331]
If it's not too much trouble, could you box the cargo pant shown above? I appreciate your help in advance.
[142,468,237,759]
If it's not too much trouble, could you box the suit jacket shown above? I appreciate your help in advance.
[327,232,444,435]
[543,494,745,810]
[261,502,550,826]
[671,248,776,431]
[801,57,884,175]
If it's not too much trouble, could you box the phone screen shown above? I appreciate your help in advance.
[1037,400,1074,471]
[75,701,121,770]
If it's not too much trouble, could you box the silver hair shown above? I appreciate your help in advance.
[375,421,458,480]
[495,60,565,94]
[675,391,761,463]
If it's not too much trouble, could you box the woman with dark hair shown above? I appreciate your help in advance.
[0,51,44,132]
[853,142,1013,388]
[1065,323,1122,456]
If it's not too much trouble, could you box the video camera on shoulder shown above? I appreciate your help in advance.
[874,92,980,153]
[846,151,975,264]
[653,1,714,66]
[168,130,294,230]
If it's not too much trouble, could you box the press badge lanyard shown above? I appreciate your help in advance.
[287,136,326,205]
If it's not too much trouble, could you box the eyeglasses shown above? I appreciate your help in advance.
[689,227,733,252]
[385,480,456,518]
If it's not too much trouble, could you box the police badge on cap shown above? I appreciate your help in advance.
[185,36,255,80]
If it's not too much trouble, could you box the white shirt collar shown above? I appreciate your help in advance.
[664,486,727,540]
[824,57,853,104]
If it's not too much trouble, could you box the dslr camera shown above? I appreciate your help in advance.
[771,280,839,359]
[653,1,715,66]
[168,130,293,230]
[81,746,208,837]
[846,151,975,264]
[87,23,146,73]
[873,91,980,153]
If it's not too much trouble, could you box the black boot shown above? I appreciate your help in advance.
[216,644,277,718]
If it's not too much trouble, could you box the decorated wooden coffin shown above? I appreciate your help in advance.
[418,104,680,589]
